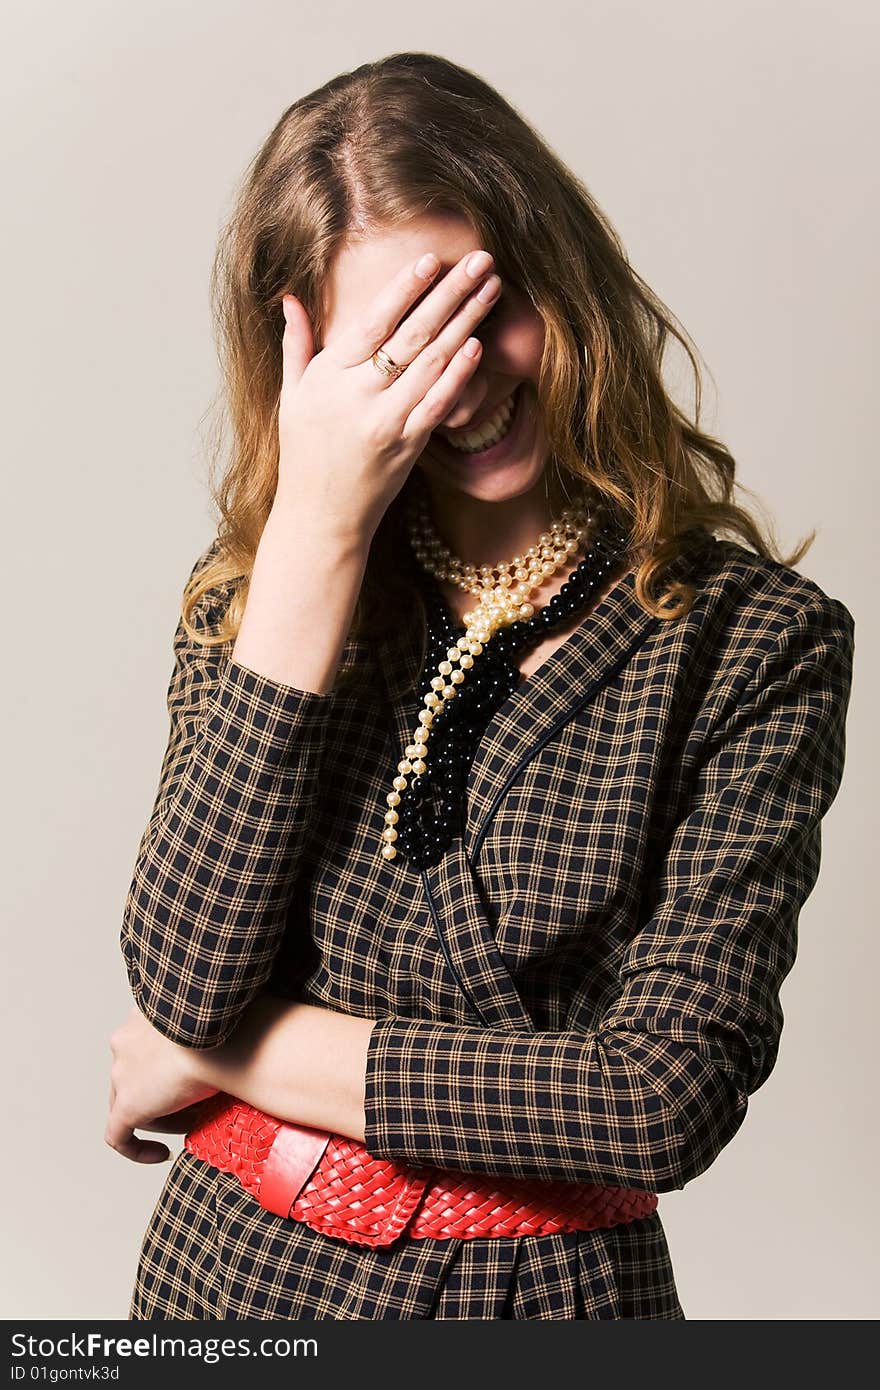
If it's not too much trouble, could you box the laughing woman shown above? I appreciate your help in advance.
[107,52,855,1320]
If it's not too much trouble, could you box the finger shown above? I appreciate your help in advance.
[402,338,484,443]
[435,373,490,430]
[139,1098,216,1134]
[139,1115,194,1134]
[280,294,315,391]
[382,274,500,428]
[332,249,475,370]
[378,253,497,374]
[105,1104,171,1164]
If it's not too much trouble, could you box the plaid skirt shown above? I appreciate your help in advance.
[128,1149,684,1320]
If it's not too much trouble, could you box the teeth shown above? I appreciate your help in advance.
[442,390,517,453]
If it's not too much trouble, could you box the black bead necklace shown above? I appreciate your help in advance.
[390,519,630,869]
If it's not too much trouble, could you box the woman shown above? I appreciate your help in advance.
[107,52,855,1320]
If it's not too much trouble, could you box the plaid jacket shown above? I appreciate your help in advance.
[122,531,855,1320]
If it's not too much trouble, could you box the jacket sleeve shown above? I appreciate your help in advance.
[120,541,335,1048]
[362,594,856,1192]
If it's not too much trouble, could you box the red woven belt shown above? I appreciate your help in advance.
[184,1093,658,1248]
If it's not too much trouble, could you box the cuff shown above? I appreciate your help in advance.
[206,658,336,758]
[362,1014,557,1180]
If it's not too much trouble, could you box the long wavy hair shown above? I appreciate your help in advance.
[184,50,813,684]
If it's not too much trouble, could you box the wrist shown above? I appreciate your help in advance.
[181,995,374,1142]
[182,1037,227,1092]
[188,993,283,1093]
[265,498,375,561]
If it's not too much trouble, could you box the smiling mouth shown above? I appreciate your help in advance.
[436,383,524,456]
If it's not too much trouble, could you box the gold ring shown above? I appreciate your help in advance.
[371,347,406,381]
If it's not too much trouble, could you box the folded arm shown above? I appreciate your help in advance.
[359,595,855,1191]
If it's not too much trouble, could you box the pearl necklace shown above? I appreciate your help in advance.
[378,488,609,863]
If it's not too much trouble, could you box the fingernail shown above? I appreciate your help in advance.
[466,250,493,278]
[414,252,440,279]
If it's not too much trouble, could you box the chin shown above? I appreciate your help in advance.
[418,460,549,506]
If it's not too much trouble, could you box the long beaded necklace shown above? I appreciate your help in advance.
[378,487,630,868]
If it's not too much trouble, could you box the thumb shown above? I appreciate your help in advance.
[280,293,315,388]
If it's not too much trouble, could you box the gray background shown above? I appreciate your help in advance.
[2,0,876,1319]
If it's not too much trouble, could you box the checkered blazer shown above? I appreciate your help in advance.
[122,530,855,1320]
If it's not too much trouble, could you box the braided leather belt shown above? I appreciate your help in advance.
[184,1093,659,1248]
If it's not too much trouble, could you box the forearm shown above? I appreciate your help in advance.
[192,993,376,1142]
[232,503,371,695]
[121,512,369,1049]
[121,672,334,1048]
[360,1011,750,1191]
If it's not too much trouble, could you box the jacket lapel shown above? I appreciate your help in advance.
[379,549,703,849]
[375,538,710,1028]
[463,558,677,858]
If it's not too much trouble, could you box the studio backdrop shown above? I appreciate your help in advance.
[1,0,876,1320]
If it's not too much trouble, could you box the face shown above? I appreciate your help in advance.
[321,211,549,507]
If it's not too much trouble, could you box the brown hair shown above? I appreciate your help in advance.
[185,50,813,678]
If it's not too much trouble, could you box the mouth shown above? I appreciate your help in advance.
[433,382,528,464]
